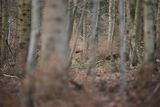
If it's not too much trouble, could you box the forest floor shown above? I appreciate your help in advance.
[0,36,160,107]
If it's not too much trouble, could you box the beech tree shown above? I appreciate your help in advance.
[119,0,126,97]
[87,0,100,77]
[156,0,160,59]
[0,0,9,69]
[23,1,69,107]
[26,0,40,73]
[143,0,157,63]
[40,0,68,69]
[16,0,31,75]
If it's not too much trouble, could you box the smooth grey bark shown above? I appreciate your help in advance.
[26,0,40,74]
[24,1,68,107]
[119,0,126,98]
[87,0,100,77]
[144,0,157,63]
[40,0,68,71]
[156,0,160,59]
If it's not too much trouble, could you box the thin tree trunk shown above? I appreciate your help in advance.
[67,0,87,68]
[16,0,31,75]
[1,0,8,68]
[126,0,131,60]
[143,0,157,63]
[87,0,100,78]
[156,0,160,60]
[110,0,116,60]
[82,10,88,62]
[129,0,142,67]
[26,0,40,74]
[0,0,2,68]
[67,0,77,41]
[119,0,126,98]
[107,0,116,58]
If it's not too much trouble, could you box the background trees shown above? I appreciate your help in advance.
[0,0,160,107]
[16,0,31,75]
[143,0,157,63]
[156,0,160,60]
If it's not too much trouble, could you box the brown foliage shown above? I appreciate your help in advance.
[127,63,160,107]
[21,55,100,107]
[0,75,21,107]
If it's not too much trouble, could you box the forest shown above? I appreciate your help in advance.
[0,0,160,107]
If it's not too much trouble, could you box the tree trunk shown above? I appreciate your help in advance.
[0,0,9,69]
[40,0,68,72]
[26,0,40,74]
[119,0,126,98]
[23,1,69,107]
[0,0,2,68]
[16,0,31,75]
[67,0,87,68]
[156,0,160,60]
[107,0,116,58]
[129,0,142,67]
[87,0,100,79]
[67,0,77,41]
[143,0,157,63]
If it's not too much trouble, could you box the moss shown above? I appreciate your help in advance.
[71,58,87,69]
[71,58,81,68]
[103,60,116,68]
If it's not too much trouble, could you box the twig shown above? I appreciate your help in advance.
[3,74,19,79]
[147,83,160,101]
